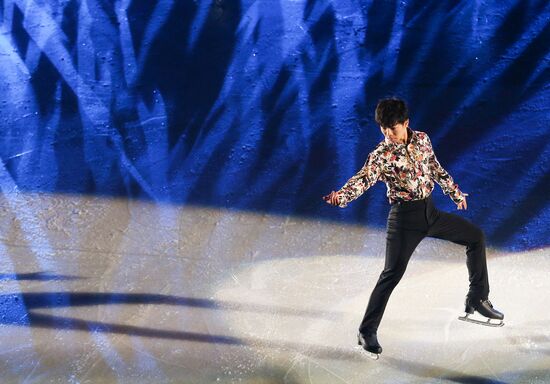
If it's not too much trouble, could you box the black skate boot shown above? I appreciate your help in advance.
[357,332,382,360]
[458,298,504,327]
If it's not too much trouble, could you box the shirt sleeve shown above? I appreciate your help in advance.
[336,150,381,207]
[424,134,465,204]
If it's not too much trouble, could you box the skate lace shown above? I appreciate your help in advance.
[485,299,493,308]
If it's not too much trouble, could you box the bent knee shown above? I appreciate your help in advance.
[469,227,486,246]
[380,267,407,283]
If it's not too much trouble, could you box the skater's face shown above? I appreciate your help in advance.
[380,119,409,144]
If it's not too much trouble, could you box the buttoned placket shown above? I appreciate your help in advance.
[393,141,416,171]
[396,138,425,199]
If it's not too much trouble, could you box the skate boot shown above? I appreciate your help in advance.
[357,332,382,360]
[458,298,504,327]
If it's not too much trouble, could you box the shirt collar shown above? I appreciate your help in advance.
[384,127,415,146]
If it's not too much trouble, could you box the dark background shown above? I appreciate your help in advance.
[0,0,549,251]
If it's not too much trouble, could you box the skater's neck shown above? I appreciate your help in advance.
[384,126,411,145]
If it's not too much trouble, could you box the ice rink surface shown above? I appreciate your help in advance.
[1,193,549,383]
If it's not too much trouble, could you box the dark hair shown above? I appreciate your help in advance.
[375,98,409,128]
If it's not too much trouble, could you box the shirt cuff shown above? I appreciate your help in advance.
[450,186,465,204]
[337,193,348,208]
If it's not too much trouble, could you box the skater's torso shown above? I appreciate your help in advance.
[337,129,464,206]
[376,129,437,203]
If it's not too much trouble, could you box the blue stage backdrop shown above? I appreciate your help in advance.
[0,0,548,251]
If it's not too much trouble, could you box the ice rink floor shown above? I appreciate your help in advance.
[1,193,549,383]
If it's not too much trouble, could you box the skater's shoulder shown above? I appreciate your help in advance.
[413,130,429,139]
[412,130,432,144]
[372,141,387,154]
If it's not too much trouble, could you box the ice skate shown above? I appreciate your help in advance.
[458,298,504,327]
[356,332,382,360]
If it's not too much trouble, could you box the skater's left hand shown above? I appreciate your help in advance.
[457,193,469,210]
[323,191,341,206]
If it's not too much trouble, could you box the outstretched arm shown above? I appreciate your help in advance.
[323,151,381,208]
[424,134,466,207]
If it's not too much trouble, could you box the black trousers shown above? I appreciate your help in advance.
[359,194,489,334]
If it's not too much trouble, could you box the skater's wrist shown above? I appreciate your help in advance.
[451,188,466,204]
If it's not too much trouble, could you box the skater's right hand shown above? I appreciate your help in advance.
[457,193,469,210]
[323,191,341,206]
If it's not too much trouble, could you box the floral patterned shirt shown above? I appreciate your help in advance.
[337,128,465,207]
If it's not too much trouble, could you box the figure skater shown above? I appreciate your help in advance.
[323,98,504,359]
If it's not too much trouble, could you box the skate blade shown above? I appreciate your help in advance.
[458,313,504,327]
[355,345,380,360]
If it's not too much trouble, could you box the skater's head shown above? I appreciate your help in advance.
[375,98,409,143]
[375,98,409,129]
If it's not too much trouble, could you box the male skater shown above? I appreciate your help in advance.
[323,98,503,359]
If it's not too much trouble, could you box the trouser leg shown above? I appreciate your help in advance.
[427,210,490,301]
[359,228,425,334]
